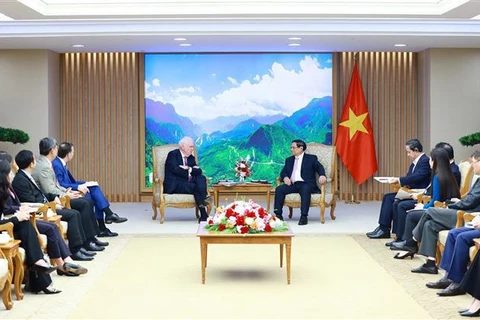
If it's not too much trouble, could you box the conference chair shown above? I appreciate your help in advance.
[151,144,212,224]
[277,143,337,223]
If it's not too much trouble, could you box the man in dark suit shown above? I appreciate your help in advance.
[367,138,431,239]
[163,136,210,222]
[12,150,101,261]
[52,141,126,237]
[273,139,327,226]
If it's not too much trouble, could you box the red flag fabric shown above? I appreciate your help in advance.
[335,62,378,185]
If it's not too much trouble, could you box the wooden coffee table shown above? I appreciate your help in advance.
[196,222,294,284]
[211,182,273,211]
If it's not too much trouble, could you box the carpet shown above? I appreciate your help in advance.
[66,235,434,320]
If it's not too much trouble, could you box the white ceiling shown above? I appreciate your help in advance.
[2,0,480,53]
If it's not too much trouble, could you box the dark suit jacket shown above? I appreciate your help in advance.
[399,153,431,189]
[11,170,57,203]
[451,162,461,187]
[280,153,326,192]
[52,157,84,190]
[449,178,480,212]
[163,149,203,194]
[0,189,21,225]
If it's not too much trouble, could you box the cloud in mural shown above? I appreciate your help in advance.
[152,78,161,87]
[145,55,331,120]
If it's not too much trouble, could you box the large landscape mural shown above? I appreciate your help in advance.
[144,53,333,188]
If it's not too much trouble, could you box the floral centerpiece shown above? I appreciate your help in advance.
[234,158,251,183]
[205,199,288,234]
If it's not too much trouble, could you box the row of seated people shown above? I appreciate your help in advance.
[366,138,480,316]
[0,137,127,297]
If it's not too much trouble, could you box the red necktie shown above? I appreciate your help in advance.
[183,156,188,166]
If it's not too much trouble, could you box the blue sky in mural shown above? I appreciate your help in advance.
[145,53,332,125]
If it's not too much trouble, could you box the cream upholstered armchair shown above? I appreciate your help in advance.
[277,143,337,223]
[151,144,211,224]
[0,244,12,310]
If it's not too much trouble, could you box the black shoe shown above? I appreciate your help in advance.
[105,213,128,224]
[411,263,438,274]
[56,269,79,277]
[367,228,391,239]
[298,216,308,225]
[426,278,452,289]
[63,262,88,275]
[84,242,105,252]
[98,228,119,237]
[393,251,415,259]
[30,264,57,274]
[366,226,381,236]
[35,286,61,295]
[93,238,109,247]
[385,240,398,247]
[79,247,97,256]
[460,309,480,317]
[71,251,94,261]
[437,283,466,297]
[391,242,417,253]
[275,214,284,221]
[202,196,212,207]
[198,215,208,223]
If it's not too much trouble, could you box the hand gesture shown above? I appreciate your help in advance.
[78,184,90,194]
[179,165,189,170]
[283,177,292,186]
[472,215,480,229]
[388,177,399,184]
[14,210,30,222]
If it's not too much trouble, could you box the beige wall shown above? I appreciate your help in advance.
[0,49,60,157]
[420,48,480,161]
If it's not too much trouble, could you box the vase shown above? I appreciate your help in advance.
[238,176,245,183]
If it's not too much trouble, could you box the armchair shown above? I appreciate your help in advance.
[151,144,212,224]
[0,249,12,310]
[276,143,337,223]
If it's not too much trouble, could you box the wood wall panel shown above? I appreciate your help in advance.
[60,53,140,202]
[335,52,419,201]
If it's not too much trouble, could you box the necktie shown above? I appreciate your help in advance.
[290,157,299,183]
[29,175,48,203]
[183,156,188,166]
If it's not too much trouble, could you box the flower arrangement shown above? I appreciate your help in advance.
[234,158,251,182]
[205,199,288,234]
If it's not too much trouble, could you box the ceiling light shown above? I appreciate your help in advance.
[288,37,302,41]
[179,43,191,47]
[72,44,85,48]
[288,43,301,47]
[394,44,407,47]
[173,38,187,41]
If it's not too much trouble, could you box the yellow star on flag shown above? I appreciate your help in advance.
[339,107,369,139]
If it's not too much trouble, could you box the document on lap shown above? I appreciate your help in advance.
[84,181,99,187]
[374,176,396,183]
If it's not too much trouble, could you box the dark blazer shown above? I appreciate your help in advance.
[449,178,480,212]
[52,157,84,190]
[399,153,431,189]
[451,162,461,187]
[11,170,57,203]
[163,149,203,194]
[0,188,21,225]
[280,153,326,192]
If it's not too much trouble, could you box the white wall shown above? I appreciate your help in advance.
[0,49,60,157]
[419,48,480,161]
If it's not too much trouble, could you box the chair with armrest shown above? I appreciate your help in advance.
[0,222,23,302]
[276,143,337,224]
[0,248,12,310]
[151,144,212,224]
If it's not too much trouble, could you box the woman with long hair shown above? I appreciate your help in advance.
[0,159,61,294]
[392,147,461,259]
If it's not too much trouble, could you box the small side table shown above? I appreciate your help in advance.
[0,240,24,301]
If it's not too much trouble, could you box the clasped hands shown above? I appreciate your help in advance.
[283,175,327,186]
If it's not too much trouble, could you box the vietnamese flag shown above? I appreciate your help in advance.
[335,62,378,185]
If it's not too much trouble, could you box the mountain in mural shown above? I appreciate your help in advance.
[252,114,286,125]
[194,115,249,134]
[276,96,332,144]
[145,98,198,140]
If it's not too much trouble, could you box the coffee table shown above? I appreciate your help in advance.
[211,182,273,211]
[196,222,294,284]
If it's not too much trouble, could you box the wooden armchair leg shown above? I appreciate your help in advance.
[288,207,293,219]
[330,203,337,221]
[2,276,12,310]
[320,206,326,224]
[151,202,158,220]
[159,204,166,224]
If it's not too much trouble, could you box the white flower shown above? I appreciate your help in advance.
[245,217,254,226]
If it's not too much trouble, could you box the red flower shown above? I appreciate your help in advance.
[225,208,236,218]
[218,224,226,231]
[264,224,272,232]
[240,226,250,234]
[236,216,245,226]
[208,220,213,225]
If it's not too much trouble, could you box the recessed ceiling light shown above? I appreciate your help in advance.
[288,37,302,41]
[288,43,301,47]
[179,43,191,47]
[72,44,85,48]
[394,44,407,47]
[173,38,187,41]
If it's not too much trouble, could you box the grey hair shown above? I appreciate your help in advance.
[39,137,57,156]
[178,136,193,147]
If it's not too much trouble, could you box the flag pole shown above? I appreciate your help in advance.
[344,180,360,204]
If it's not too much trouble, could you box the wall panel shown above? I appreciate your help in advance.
[60,52,140,202]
